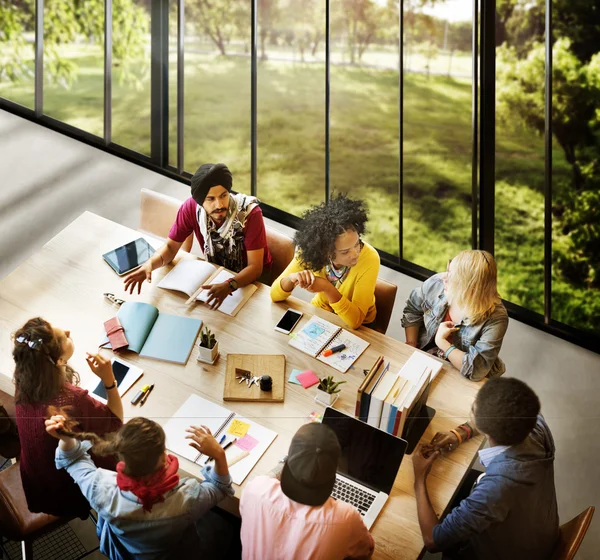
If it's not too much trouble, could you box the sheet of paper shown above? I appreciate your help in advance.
[196,269,256,316]
[296,370,320,389]
[288,316,340,357]
[399,351,444,383]
[235,434,259,452]
[227,419,251,438]
[288,368,304,385]
[157,259,217,297]
[317,329,370,373]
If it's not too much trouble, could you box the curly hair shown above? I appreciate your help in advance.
[294,194,369,271]
[13,318,79,404]
[474,377,540,446]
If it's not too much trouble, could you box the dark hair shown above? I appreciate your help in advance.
[474,377,540,446]
[294,193,369,271]
[13,318,79,404]
[49,408,165,478]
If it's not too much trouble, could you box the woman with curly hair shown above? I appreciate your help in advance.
[12,317,123,518]
[270,194,380,329]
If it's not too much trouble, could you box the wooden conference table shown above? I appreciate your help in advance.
[0,212,485,560]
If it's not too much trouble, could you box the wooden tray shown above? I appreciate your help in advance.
[224,354,286,402]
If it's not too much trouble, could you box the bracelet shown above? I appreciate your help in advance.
[450,428,463,445]
[103,381,117,390]
[459,423,472,441]
[444,345,456,359]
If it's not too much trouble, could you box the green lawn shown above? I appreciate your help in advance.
[1,46,598,333]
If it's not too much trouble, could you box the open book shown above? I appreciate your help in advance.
[163,394,277,485]
[100,302,202,365]
[157,260,257,317]
[289,316,370,373]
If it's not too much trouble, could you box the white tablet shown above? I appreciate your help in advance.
[90,357,144,403]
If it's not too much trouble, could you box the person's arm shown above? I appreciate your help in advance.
[436,314,509,381]
[344,509,375,559]
[327,248,380,329]
[123,238,183,295]
[413,445,442,552]
[270,256,305,301]
[401,282,428,345]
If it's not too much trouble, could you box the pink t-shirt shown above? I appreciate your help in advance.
[240,476,375,560]
[168,197,272,270]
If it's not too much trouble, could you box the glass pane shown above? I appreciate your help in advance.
[43,0,105,136]
[330,0,399,255]
[495,0,545,314]
[111,0,151,155]
[183,0,252,194]
[257,0,325,213]
[402,0,474,268]
[550,6,600,334]
[0,1,35,108]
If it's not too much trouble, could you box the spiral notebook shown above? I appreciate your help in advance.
[289,316,370,373]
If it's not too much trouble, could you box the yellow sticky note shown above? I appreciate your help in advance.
[227,419,250,438]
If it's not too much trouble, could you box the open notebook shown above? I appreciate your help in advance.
[157,260,257,317]
[289,316,370,373]
[100,302,202,365]
[163,394,277,485]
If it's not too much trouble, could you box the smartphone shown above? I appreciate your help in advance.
[274,309,303,334]
[91,358,143,402]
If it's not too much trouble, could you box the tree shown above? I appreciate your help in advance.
[0,0,149,87]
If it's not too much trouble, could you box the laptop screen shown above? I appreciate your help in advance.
[322,407,408,495]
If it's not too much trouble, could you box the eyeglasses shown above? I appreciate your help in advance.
[104,293,125,306]
[16,335,56,365]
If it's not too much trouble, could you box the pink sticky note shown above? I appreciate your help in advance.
[235,434,259,452]
[296,370,319,389]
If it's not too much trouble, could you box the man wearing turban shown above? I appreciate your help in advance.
[124,163,272,309]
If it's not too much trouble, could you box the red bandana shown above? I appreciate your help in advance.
[116,454,180,512]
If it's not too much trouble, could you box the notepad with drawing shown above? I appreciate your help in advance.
[157,259,257,317]
[100,302,202,365]
[289,316,370,373]
[162,394,277,485]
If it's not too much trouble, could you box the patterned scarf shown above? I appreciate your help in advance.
[325,261,350,288]
[197,193,259,273]
[116,454,180,512]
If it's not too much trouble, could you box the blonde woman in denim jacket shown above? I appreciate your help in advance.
[401,250,508,381]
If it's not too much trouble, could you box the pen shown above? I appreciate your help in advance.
[139,384,155,407]
[207,437,237,463]
[323,344,346,357]
[131,384,150,405]
[218,434,226,445]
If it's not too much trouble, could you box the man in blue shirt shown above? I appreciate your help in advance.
[413,377,559,560]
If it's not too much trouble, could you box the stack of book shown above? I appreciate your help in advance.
[355,352,443,440]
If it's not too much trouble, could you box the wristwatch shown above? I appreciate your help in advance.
[228,279,239,293]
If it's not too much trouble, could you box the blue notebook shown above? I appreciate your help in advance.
[102,302,202,365]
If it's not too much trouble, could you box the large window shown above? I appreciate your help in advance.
[1,0,599,348]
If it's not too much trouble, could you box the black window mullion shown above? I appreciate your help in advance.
[398,0,403,262]
[150,0,169,167]
[104,0,112,145]
[34,0,43,117]
[325,0,331,202]
[544,0,553,323]
[177,0,184,173]
[251,0,258,197]
[471,0,479,249]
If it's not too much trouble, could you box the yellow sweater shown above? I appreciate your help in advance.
[270,242,380,329]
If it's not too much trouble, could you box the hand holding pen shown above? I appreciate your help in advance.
[206,437,238,463]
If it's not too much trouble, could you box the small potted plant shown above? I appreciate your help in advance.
[197,326,219,364]
[315,376,346,407]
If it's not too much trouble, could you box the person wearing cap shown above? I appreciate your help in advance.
[124,163,272,309]
[239,423,375,560]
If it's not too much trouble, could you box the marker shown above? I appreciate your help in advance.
[218,434,226,445]
[207,436,235,463]
[139,384,155,407]
[131,384,150,405]
[323,344,346,357]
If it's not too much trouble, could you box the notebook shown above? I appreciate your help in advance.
[163,394,277,485]
[157,259,257,317]
[100,302,202,365]
[289,316,370,373]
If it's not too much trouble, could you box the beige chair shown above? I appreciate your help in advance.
[140,188,193,253]
[265,227,295,286]
[551,506,595,560]
[367,278,398,335]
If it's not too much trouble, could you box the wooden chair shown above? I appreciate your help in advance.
[0,463,96,560]
[140,188,193,254]
[265,227,295,286]
[366,278,398,335]
[551,506,595,560]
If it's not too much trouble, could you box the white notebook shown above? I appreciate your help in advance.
[289,316,370,373]
[157,259,257,317]
[163,394,277,485]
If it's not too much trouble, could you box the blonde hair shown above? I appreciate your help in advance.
[48,407,165,477]
[446,250,500,324]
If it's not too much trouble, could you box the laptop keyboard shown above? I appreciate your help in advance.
[332,478,376,516]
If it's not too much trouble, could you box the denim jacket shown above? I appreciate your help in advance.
[55,440,234,560]
[401,273,508,381]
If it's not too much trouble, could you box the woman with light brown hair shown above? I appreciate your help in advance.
[401,250,509,381]
[12,317,123,518]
